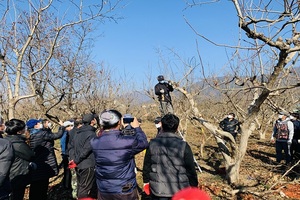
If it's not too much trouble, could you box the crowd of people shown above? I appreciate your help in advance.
[0,111,210,200]
[1,74,297,200]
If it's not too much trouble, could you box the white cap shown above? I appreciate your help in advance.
[63,121,74,127]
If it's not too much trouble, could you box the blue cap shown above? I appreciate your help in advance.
[26,119,42,129]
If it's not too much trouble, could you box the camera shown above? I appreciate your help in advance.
[122,114,135,136]
[123,114,134,124]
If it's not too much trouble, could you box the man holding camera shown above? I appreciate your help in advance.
[154,75,174,116]
[90,110,148,200]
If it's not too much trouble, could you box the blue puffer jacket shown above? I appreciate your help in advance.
[90,127,148,194]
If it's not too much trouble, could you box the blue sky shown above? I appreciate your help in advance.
[93,0,239,87]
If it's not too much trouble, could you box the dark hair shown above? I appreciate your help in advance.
[5,119,26,135]
[42,119,49,123]
[161,114,179,133]
[228,113,235,117]
[73,117,83,128]
[102,109,122,130]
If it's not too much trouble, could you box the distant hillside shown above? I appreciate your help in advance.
[126,66,300,105]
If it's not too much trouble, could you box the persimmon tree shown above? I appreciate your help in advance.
[181,0,300,187]
[0,0,123,119]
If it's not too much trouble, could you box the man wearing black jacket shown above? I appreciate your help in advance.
[68,118,83,199]
[154,75,174,116]
[69,114,97,200]
[143,114,198,200]
[219,112,241,141]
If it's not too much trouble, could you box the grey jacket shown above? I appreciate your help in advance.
[0,139,13,199]
[5,134,34,183]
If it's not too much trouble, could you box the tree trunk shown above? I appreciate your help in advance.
[8,100,15,119]
[226,122,255,184]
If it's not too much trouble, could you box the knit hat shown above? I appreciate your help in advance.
[26,119,42,129]
[172,187,211,200]
[99,110,120,126]
[82,113,95,124]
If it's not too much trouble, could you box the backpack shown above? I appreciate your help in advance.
[275,121,289,140]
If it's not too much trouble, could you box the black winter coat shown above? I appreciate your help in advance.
[29,128,63,181]
[67,127,77,162]
[0,138,13,199]
[154,82,174,102]
[71,125,96,169]
[5,134,34,187]
[219,118,241,136]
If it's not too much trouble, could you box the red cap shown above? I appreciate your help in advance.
[172,187,211,200]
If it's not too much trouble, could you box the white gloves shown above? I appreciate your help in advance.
[160,89,164,93]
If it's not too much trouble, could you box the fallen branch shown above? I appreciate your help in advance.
[269,160,300,190]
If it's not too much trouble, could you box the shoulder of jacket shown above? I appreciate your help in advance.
[0,138,11,145]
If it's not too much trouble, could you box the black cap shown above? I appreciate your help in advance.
[82,113,95,124]
[157,75,164,81]
[154,117,162,124]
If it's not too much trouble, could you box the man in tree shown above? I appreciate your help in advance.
[154,75,174,116]
[219,112,241,141]
[271,111,294,165]
[143,114,198,199]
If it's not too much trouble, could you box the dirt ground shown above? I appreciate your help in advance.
[24,120,300,199]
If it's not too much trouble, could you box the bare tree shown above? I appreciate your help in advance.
[0,0,123,119]
[180,0,300,186]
